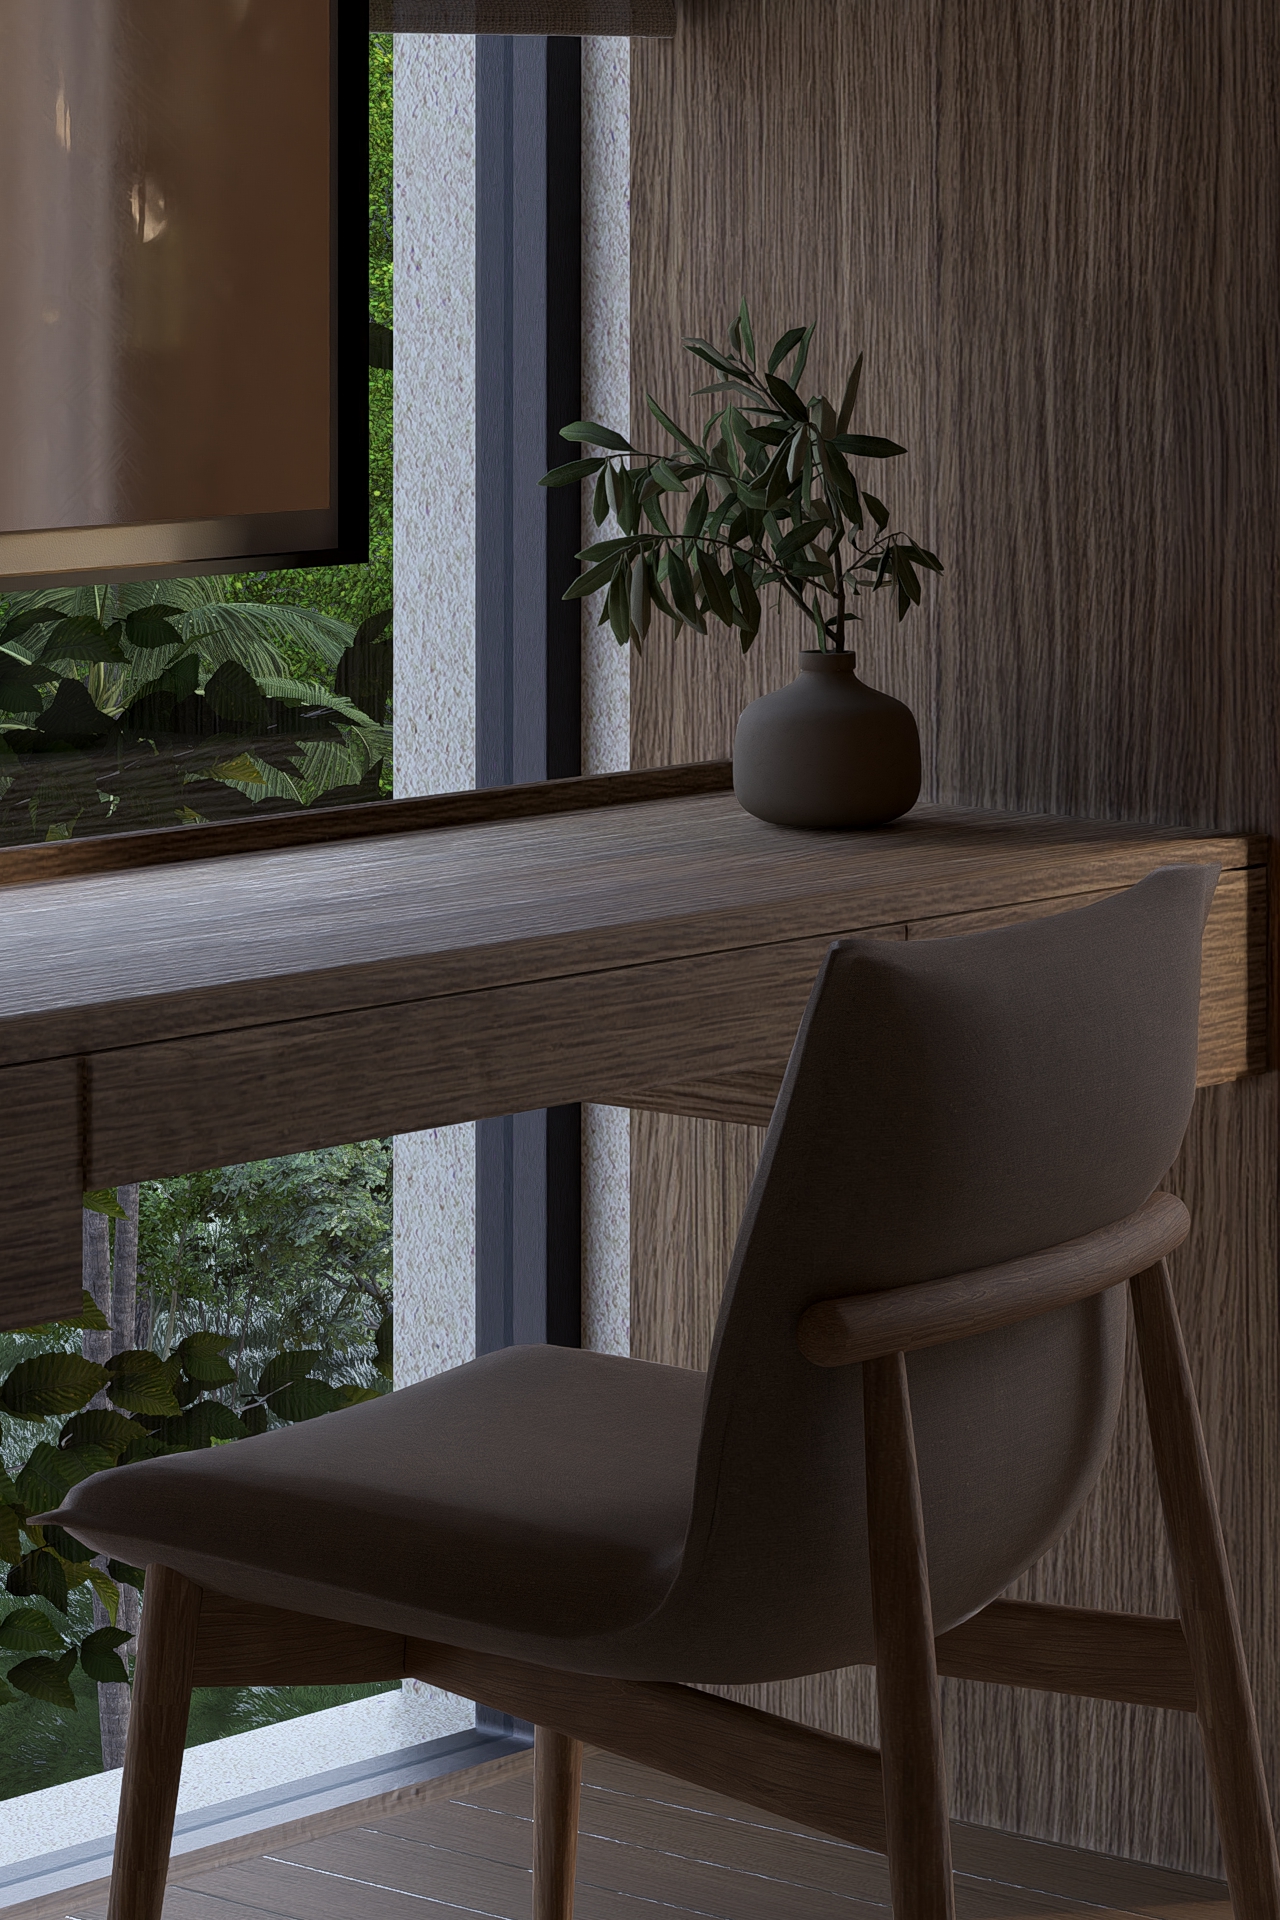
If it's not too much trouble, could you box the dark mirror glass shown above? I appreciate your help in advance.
[0,0,367,590]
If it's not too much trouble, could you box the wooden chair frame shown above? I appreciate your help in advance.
[106,1195,1280,1920]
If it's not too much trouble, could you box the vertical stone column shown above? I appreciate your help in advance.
[580,35,631,1359]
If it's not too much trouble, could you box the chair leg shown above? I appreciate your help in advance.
[533,1726,582,1920]
[107,1567,202,1920]
[1131,1261,1280,1920]
[863,1351,956,1920]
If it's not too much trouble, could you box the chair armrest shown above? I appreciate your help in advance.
[796,1191,1190,1367]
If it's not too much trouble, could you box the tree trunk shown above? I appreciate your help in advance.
[82,1208,112,1402]
[91,1185,142,1770]
[93,1574,140,1770]
[112,1186,140,1360]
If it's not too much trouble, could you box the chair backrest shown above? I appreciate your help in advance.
[645,865,1217,1684]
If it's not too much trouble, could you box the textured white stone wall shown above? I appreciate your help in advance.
[580,35,631,784]
[580,38,632,1360]
[393,37,478,1414]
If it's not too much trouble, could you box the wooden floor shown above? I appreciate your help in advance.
[36,1749,1233,1920]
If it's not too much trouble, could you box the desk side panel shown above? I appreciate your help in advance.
[84,932,906,1183]
[0,1058,83,1330]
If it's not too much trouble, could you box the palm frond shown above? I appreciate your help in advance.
[185,602,356,667]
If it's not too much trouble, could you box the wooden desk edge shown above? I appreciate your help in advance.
[0,761,737,888]
[0,758,1266,891]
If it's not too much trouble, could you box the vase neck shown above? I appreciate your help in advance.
[799,649,858,674]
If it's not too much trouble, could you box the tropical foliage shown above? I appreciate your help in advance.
[542,301,942,654]
[0,1151,393,1720]
[0,579,393,843]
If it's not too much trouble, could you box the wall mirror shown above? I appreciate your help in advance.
[0,0,368,591]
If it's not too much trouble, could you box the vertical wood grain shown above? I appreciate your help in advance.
[864,1352,957,1920]
[630,0,1280,1875]
[0,1057,85,1331]
[108,1567,202,1920]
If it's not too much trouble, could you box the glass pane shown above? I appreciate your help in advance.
[0,1141,395,1796]
[0,27,390,847]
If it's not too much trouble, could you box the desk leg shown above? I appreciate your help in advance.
[0,1058,83,1331]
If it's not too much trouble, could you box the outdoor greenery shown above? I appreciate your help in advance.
[0,1145,394,1792]
[543,301,942,654]
[0,36,396,847]
[0,39,400,1799]
[0,581,391,842]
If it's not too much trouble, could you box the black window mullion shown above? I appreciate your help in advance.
[475,34,583,1369]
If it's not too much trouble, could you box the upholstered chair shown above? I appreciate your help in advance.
[47,863,1279,1920]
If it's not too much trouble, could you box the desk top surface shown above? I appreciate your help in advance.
[0,791,1260,1066]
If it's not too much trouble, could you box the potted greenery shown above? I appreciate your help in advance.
[542,303,941,828]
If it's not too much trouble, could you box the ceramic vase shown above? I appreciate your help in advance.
[732,650,921,829]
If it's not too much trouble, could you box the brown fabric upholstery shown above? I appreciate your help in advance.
[54,864,1216,1684]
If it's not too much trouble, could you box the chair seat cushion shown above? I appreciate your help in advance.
[52,1346,705,1647]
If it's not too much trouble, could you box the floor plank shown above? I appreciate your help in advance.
[41,1745,1233,1920]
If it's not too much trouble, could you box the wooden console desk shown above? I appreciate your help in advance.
[0,762,1268,1328]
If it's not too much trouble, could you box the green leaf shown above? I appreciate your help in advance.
[257,1350,326,1398]
[862,491,890,531]
[40,616,126,665]
[336,1383,386,1407]
[645,393,702,457]
[731,558,762,635]
[0,655,50,712]
[789,323,815,389]
[0,1354,108,1421]
[79,1626,132,1684]
[649,461,686,494]
[558,420,634,452]
[767,326,807,375]
[42,1526,93,1564]
[6,1550,68,1613]
[1,606,63,642]
[832,434,907,459]
[83,1187,127,1221]
[0,1503,21,1564]
[606,567,631,647]
[59,1410,148,1459]
[682,337,742,379]
[639,486,673,536]
[240,1405,271,1438]
[539,457,607,488]
[0,1607,63,1653]
[175,1332,237,1389]
[7,1651,77,1710]
[665,553,706,633]
[20,1287,112,1334]
[270,1379,341,1423]
[736,299,756,366]
[15,1443,111,1514]
[374,1311,394,1381]
[683,487,709,543]
[104,1351,182,1418]
[162,1399,248,1449]
[86,1565,119,1625]
[123,607,185,651]
[58,1557,94,1593]
[837,352,864,432]
[107,1559,145,1593]
[764,374,807,421]
[694,548,736,627]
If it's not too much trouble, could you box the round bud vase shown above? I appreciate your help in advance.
[732,650,921,829]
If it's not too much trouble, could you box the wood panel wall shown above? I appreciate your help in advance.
[629,0,1280,1875]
